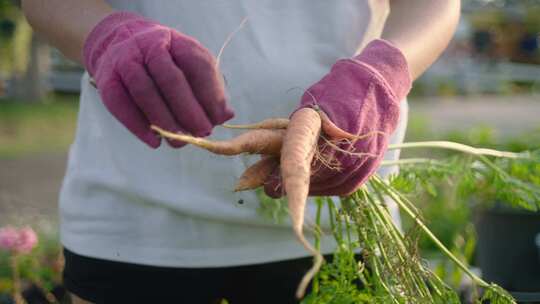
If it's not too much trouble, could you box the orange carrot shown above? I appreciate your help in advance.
[317,110,356,140]
[222,118,290,130]
[234,156,278,192]
[279,108,324,299]
[151,125,284,155]
[317,108,386,141]
[154,107,382,299]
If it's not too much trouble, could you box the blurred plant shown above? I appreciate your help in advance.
[432,224,478,302]
[0,0,27,75]
[0,226,37,304]
[396,123,540,301]
[256,188,288,223]
[0,228,64,304]
[0,95,79,157]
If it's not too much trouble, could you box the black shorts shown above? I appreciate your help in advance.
[63,248,329,304]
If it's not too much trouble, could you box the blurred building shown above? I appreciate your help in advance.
[416,0,540,96]
[2,0,539,97]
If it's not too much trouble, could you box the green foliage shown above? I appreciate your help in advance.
[302,140,538,303]
[433,224,477,291]
[402,119,540,259]
[477,152,540,211]
[302,185,467,303]
[0,0,17,19]
[251,124,537,303]
[0,2,23,73]
[390,151,540,213]
[481,284,516,304]
[302,246,373,304]
[255,188,289,223]
[388,149,540,262]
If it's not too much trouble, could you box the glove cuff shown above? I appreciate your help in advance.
[83,11,146,76]
[352,39,412,101]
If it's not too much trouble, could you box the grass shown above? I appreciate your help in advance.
[0,94,79,158]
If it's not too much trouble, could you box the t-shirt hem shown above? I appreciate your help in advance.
[61,232,338,268]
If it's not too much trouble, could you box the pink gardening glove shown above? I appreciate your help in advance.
[265,39,412,197]
[83,12,234,148]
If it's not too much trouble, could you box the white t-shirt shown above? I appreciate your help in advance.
[59,0,407,267]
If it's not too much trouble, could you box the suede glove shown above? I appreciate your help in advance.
[265,39,412,197]
[83,11,234,148]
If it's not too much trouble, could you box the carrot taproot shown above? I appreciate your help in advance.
[317,109,357,140]
[234,156,278,192]
[222,118,290,130]
[279,108,324,299]
[316,108,387,142]
[151,125,284,155]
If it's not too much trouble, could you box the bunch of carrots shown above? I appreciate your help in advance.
[152,106,529,303]
[152,106,363,298]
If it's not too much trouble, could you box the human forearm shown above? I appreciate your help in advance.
[382,0,461,80]
[21,0,113,63]
[23,7,233,147]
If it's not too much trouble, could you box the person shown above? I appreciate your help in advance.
[21,1,460,303]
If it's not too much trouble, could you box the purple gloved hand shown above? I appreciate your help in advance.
[265,39,412,197]
[83,11,234,148]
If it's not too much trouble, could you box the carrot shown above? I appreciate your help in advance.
[279,108,324,299]
[234,156,278,192]
[154,107,382,299]
[222,118,290,130]
[317,109,357,140]
[221,108,385,143]
[151,125,284,155]
[224,105,366,140]
[315,107,387,142]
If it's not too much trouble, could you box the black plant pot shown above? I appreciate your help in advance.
[0,294,14,304]
[475,205,540,303]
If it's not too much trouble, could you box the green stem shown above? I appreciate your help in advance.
[367,183,450,299]
[380,158,445,167]
[388,141,527,159]
[10,254,25,304]
[352,209,400,304]
[312,198,324,295]
[371,176,489,288]
[367,184,408,245]
[478,155,511,177]
[345,194,410,302]
[361,188,438,300]
[326,198,340,244]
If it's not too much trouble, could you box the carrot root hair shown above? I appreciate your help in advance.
[215,17,249,69]
[320,136,379,159]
